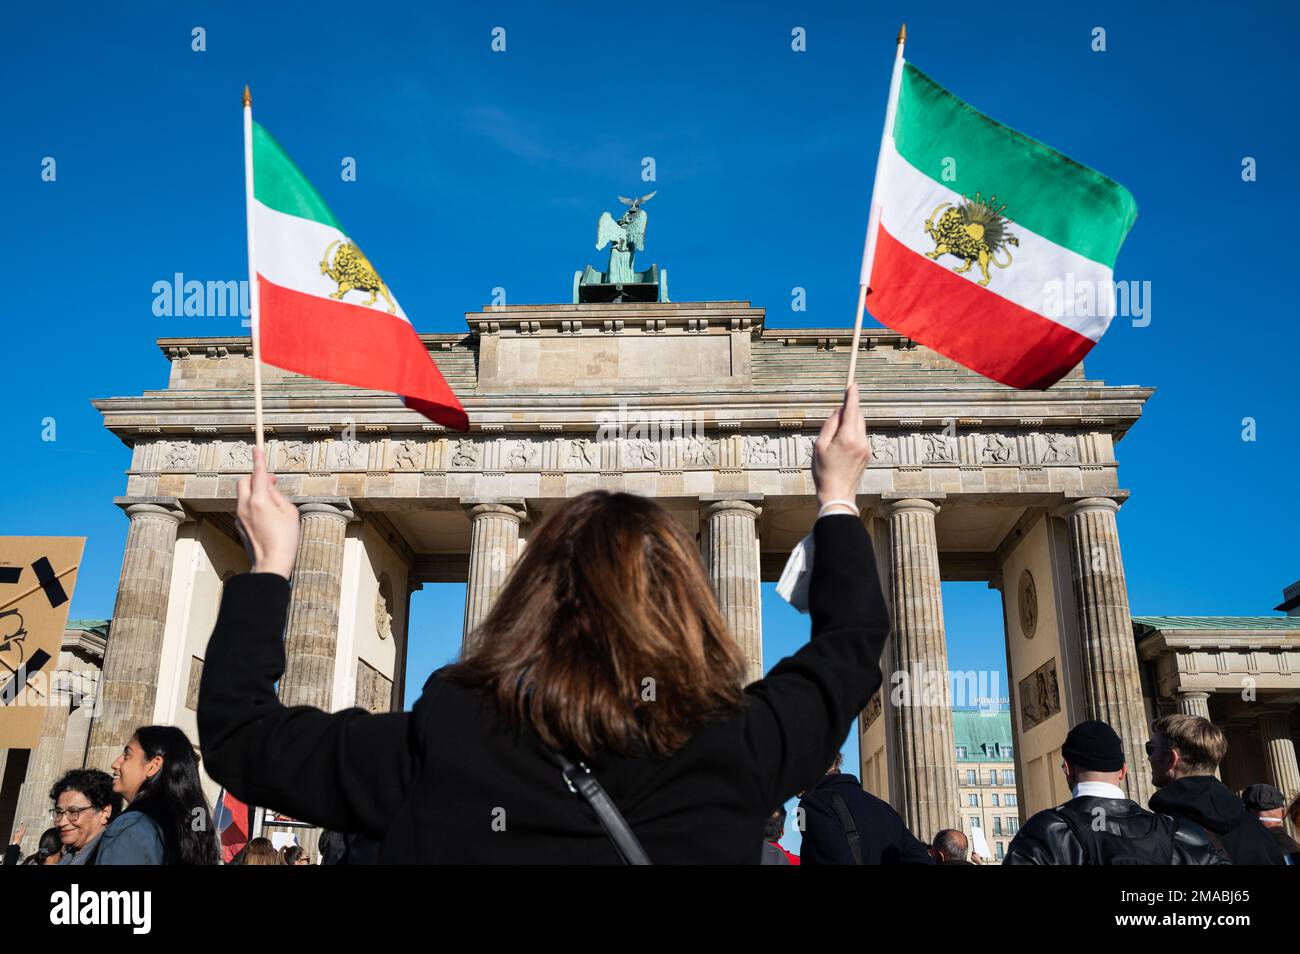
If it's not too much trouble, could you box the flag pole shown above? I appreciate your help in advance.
[846,23,906,388]
[242,84,266,454]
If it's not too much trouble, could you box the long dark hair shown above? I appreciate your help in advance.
[22,827,63,865]
[443,491,747,758]
[125,725,220,865]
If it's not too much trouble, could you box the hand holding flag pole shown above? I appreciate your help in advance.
[845,23,906,388]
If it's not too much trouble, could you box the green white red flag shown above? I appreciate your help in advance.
[861,55,1138,389]
[246,119,468,430]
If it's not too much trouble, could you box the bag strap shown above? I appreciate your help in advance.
[1199,824,1232,863]
[828,792,864,865]
[1055,806,1096,865]
[554,751,651,865]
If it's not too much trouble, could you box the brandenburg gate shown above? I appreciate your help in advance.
[44,292,1161,847]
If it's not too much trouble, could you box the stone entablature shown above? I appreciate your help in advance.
[1138,627,1300,697]
[118,427,1123,507]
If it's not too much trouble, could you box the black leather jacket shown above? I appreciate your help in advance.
[1004,796,1227,865]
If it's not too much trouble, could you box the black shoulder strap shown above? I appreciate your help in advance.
[1054,806,1096,865]
[828,792,864,865]
[1198,824,1232,863]
[554,752,651,865]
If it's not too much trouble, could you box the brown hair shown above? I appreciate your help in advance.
[239,837,282,865]
[442,491,747,758]
[1151,713,1228,775]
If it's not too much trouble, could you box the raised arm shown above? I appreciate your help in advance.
[742,386,890,808]
[197,448,415,838]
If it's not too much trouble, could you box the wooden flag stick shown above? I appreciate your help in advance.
[242,84,266,454]
[847,23,907,388]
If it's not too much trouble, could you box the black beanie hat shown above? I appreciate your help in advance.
[1061,720,1125,773]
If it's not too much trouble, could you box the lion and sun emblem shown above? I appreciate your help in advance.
[319,239,397,313]
[923,191,1019,287]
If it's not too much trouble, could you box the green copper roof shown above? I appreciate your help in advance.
[952,707,1013,761]
[1132,615,1300,636]
[66,619,110,636]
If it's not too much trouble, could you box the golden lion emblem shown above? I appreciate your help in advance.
[320,240,396,313]
[923,192,1018,287]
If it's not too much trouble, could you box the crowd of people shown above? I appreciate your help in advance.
[4,387,1298,865]
[761,717,1300,865]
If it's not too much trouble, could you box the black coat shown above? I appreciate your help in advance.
[1005,795,1224,865]
[798,772,935,865]
[1150,776,1289,865]
[198,514,890,864]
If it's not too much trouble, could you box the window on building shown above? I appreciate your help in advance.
[993,818,1003,834]
[1008,819,1020,834]
[970,816,980,831]
[992,794,1000,807]
[1006,794,1017,807]
[996,841,1005,860]
[966,769,976,785]
[989,769,998,785]
[955,745,968,758]
[1003,744,1014,758]
[1005,770,1016,784]
[968,794,978,807]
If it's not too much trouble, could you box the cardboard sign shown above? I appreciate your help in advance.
[0,537,84,748]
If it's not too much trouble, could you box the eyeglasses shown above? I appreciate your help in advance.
[50,805,97,821]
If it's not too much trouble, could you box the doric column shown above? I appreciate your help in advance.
[462,500,526,652]
[1257,708,1300,799]
[85,499,186,772]
[702,498,763,684]
[883,497,958,840]
[12,672,72,854]
[1058,497,1152,806]
[1174,690,1211,719]
[279,500,354,710]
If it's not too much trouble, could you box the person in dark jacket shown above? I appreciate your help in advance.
[1241,783,1300,855]
[1147,714,1287,865]
[200,386,885,864]
[1005,720,1223,865]
[798,754,934,865]
[1247,783,1300,856]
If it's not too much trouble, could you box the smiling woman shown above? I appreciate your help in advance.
[48,768,117,865]
[88,725,220,866]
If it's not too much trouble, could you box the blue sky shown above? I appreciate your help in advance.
[4,1,1296,850]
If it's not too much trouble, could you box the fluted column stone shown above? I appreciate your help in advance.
[461,500,526,652]
[85,499,186,772]
[1174,690,1211,719]
[702,498,763,684]
[883,497,958,840]
[1059,497,1152,806]
[1257,708,1300,800]
[279,500,354,710]
[13,671,72,854]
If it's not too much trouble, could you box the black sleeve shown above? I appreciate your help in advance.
[742,514,891,810]
[197,574,416,839]
[2,843,20,866]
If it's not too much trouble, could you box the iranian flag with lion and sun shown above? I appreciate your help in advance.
[863,59,1138,389]
[249,120,467,430]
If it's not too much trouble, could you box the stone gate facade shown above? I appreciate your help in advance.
[13,299,1170,846]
